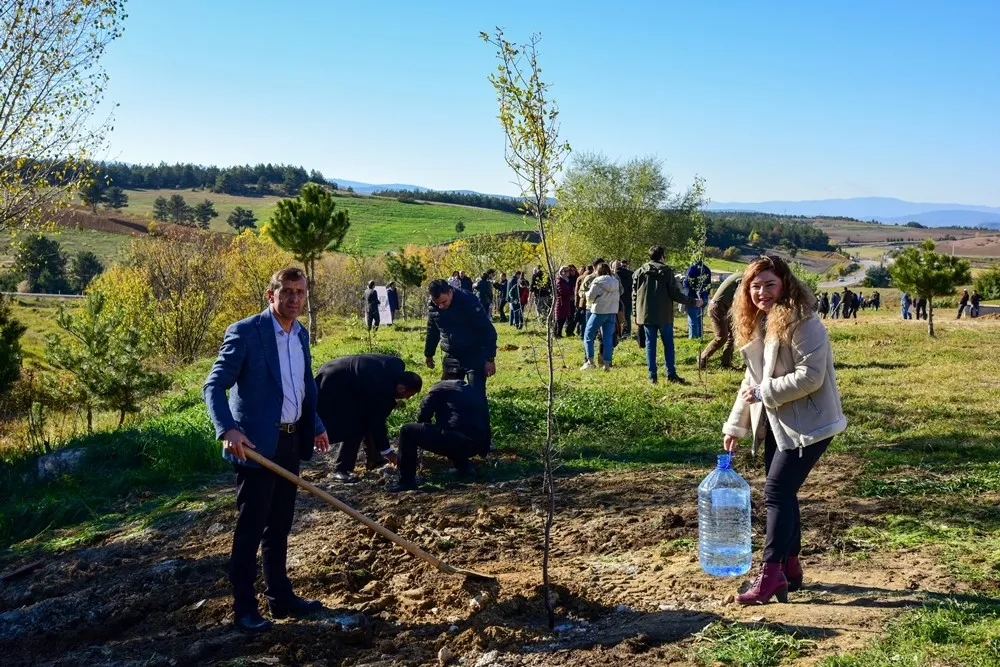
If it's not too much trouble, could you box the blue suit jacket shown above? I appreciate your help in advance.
[203,307,325,467]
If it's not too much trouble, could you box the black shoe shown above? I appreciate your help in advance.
[331,471,359,483]
[667,375,688,385]
[234,609,272,633]
[269,595,323,619]
[388,480,419,493]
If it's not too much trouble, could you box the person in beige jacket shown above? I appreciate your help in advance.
[722,255,846,605]
[581,262,620,371]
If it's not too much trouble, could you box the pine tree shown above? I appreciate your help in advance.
[889,239,972,336]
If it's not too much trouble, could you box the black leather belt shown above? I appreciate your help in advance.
[278,423,298,434]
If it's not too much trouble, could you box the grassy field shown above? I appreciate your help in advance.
[815,217,1000,251]
[118,188,531,252]
[3,285,1000,663]
[0,227,134,273]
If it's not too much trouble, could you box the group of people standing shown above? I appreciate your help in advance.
[817,288,879,320]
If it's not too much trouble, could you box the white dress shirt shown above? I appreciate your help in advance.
[272,317,306,424]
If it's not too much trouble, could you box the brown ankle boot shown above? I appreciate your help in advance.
[736,562,788,605]
[784,556,803,592]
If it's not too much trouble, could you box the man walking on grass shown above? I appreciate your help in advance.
[699,271,742,370]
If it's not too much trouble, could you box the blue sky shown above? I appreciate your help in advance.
[100,0,1000,205]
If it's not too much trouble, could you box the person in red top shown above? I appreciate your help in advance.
[554,265,575,337]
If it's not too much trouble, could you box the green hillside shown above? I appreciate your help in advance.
[120,189,531,252]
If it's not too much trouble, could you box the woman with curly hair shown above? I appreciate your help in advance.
[722,255,847,604]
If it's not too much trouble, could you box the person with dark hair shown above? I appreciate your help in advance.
[507,271,522,326]
[615,260,634,337]
[459,270,474,293]
[723,254,846,605]
[574,265,593,339]
[475,270,495,315]
[971,290,982,318]
[901,292,912,320]
[818,292,830,319]
[316,354,423,483]
[386,282,400,322]
[363,280,380,332]
[203,266,330,633]
[425,279,498,395]
[915,296,928,320]
[564,264,580,336]
[699,271,742,370]
[957,289,970,319]
[684,259,713,339]
[447,271,461,290]
[633,246,702,384]
[389,370,491,493]
[871,291,880,312]
[554,265,575,337]
[830,291,842,319]
[494,272,508,321]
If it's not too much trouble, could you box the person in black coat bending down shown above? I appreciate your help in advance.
[315,354,423,483]
[389,370,492,492]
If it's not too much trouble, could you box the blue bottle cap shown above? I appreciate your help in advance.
[717,453,732,470]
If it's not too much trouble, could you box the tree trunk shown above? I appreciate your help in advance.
[118,409,126,428]
[87,406,93,435]
[928,299,935,337]
[536,209,558,631]
[307,259,316,343]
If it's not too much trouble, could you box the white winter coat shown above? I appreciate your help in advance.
[585,275,620,315]
[723,313,847,454]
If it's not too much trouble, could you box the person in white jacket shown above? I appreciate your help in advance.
[722,255,846,605]
[582,263,620,370]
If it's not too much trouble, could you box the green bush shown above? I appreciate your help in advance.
[974,265,1000,300]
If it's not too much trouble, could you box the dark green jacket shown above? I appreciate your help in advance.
[710,272,744,311]
[632,261,695,326]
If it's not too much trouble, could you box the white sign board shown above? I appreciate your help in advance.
[375,286,393,326]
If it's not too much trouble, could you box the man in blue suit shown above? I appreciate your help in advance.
[204,267,330,634]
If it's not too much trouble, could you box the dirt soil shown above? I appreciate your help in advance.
[0,455,965,666]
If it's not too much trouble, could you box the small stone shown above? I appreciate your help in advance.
[207,523,225,535]
[750,615,766,623]
[724,594,735,604]
[438,646,455,666]
[448,625,460,633]
[378,639,397,654]
[615,604,632,613]
[468,598,482,611]
[475,650,499,667]
[36,447,87,480]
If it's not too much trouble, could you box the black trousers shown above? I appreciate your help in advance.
[366,309,380,331]
[333,432,385,474]
[398,422,484,484]
[443,354,487,394]
[762,426,831,564]
[230,431,300,613]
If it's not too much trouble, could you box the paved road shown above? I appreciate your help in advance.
[819,259,880,289]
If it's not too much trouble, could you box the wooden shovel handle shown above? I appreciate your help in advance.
[243,449,467,576]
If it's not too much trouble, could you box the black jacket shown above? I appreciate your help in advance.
[417,379,490,449]
[364,288,380,313]
[616,267,634,300]
[315,354,405,453]
[460,276,474,292]
[474,277,494,305]
[425,288,498,360]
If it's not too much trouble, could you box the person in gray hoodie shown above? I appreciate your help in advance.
[582,262,620,370]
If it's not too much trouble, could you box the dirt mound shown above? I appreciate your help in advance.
[0,457,964,666]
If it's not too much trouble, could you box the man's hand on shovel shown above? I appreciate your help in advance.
[223,428,256,462]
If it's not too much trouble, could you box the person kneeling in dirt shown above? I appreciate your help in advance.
[315,354,423,483]
[389,371,491,493]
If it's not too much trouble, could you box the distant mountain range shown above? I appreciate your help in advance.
[706,197,1000,229]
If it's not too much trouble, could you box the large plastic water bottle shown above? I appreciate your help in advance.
[698,453,752,577]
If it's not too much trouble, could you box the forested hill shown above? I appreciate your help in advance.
[705,211,835,251]
[371,188,523,215]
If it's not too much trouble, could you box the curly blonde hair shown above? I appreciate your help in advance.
[732,255,816,347]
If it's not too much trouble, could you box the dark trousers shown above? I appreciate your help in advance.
[701,303,734,368]
[443,354,487,394]
[333,433,384,474]
[565,307,578,337]
[230,431,300,613]
[496,299,506,321]
[622,303,632,336]
[398,422,483,484]
[762,426,831,563]
[366,310,380,331]
[577,308,588,339]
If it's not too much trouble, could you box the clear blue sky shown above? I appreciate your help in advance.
[99,0,1000,205]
